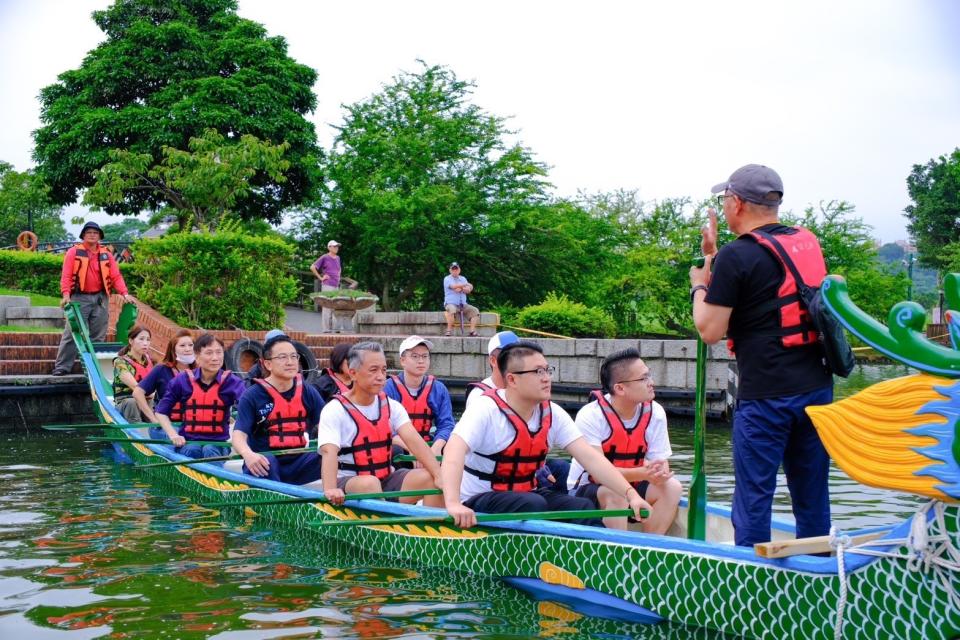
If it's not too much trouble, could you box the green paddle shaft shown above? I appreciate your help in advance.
[42,422,162,430]
[393,454,443,462]
[687,256,709,540]
[87,436,233,448]
[136,447,313,469]
[311,508,646,528]
[201,488,443,508]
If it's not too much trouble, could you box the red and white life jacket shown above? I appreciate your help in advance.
[182,371,232,437]
[255,376,309,450]
[728,227,827,352]
[592,390,650,471]
[390,374,435,441]
[336,392,393,480]
[464,390,551,492]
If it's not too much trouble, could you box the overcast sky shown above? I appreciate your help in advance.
[2,0,958,243]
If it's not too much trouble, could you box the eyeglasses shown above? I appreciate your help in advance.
[266,353,298,362]
[617,375,652,385]
[404,353,430,361]
[510,365,556,378]
[715,194,737,207]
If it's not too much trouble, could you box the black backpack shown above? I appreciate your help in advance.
[754,230,855,378]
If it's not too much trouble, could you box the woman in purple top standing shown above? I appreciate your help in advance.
[311,240,342,333]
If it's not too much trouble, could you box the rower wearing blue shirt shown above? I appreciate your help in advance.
[231,335,326,484]
[384,335,455,456]
[135,329,196,430]
[155,334,245,459]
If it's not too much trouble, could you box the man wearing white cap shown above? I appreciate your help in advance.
[464,331,520,409]
[311,240,342,333]
[385,335,455,455]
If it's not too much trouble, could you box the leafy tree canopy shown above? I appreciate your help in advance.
[100,216,150,242]
[0,162,69,246]
[33,0,321,224]
[298,62,605,311]
[905,148,960,270]
[84,128,290,229]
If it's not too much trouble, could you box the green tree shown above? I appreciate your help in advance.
[84,129,291,229]
[33,0,320,224]
[100,216,150,242]
[300,63,606,311]
[0,162,68,245]
[905,148,960,270]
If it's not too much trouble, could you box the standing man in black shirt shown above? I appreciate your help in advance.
[689,164,833,547]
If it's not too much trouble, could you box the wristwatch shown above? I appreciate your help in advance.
[690,285,708,302]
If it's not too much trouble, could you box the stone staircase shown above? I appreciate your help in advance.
[0,331,79,377]
[0,295,65,329]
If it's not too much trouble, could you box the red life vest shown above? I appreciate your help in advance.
[593,390,650,469]
[390,374,435,440]
[162,364,184,423]
[327,369,352,394]
[465,390,551,492]
[255,376,309,450]
[727,227,827,353]
[336,393,393,480]
[71,245,113,294]
[182,371,233,437]
[120,353,153,384]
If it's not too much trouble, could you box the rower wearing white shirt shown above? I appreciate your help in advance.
[569,348,682,532]
[441,340,652,529]
[316,341,443,507]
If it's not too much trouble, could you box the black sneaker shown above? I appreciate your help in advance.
[51,370,68,376]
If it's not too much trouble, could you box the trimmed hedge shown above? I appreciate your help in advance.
[0,249,139,297]
[517,293,617,338]
[132,232,297,329]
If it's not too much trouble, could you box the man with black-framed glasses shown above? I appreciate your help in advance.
[567,347,682,533]
[440,340,651,528]
[385,335,455,456]
[689,164,834,548]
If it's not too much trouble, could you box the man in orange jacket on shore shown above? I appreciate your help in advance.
[51,221,135,376]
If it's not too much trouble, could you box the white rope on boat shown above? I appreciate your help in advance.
[831,501,960,638]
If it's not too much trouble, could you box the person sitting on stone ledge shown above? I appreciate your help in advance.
[443,262,479,336]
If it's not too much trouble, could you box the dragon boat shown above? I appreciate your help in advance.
[61,277,960,639]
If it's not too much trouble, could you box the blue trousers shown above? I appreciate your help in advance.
[243,452,321,484]
[732,386,833,547]
[178,442,226,461]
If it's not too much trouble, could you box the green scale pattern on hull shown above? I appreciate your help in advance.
[122,441,960,640]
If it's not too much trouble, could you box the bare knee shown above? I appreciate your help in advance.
[345,475,382,494]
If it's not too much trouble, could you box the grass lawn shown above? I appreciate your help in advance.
[0,288,61,306]
[0,325,62,333]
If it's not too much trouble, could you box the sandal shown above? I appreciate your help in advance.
[444,330,452,336]
[469,331,479,337]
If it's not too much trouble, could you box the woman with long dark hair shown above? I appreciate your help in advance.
[113,324,154,422]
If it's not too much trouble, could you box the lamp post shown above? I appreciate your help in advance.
[904,253,915,301]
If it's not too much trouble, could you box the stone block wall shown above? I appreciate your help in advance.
[355,311,500,337]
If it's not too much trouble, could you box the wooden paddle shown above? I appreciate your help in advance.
[135,447,313,469]
[200,488,442,508]
[310,508,646,528]
[86,436,233,448]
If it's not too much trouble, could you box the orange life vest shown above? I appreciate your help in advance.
[465,390,551,492]
[390,374,435,440]
[327,369,352,394]
[71,245,113,294]
[120,353,153,384]
[728,227,827,353]
[336,393,393,480]
[255,376,309,450]
[182,371,232,437]
[162,364,184,423]
[593,390,650,469]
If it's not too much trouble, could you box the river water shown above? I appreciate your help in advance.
[0,363,924,638]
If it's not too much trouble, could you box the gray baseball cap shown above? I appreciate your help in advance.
[711,164,783,205]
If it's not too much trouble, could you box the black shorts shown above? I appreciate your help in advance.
[573,480,649,506]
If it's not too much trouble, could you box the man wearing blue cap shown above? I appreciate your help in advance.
[689,164,834,547]
[52,221,135,375]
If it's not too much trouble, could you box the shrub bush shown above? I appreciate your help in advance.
[132,232,297,329]
[516,293,617,338]
[0,249,139,297]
